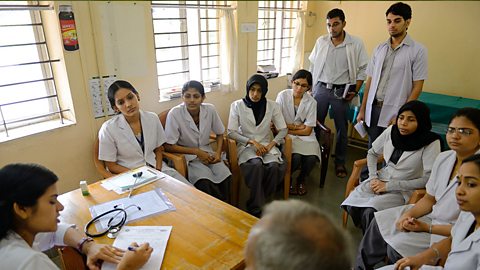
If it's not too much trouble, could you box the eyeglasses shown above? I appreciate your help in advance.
[293,81,309,89]
[446,127,474,136]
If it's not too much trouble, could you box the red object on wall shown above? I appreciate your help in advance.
[59,5,79,51]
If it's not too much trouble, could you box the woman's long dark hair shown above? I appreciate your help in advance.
[0,164,58,239]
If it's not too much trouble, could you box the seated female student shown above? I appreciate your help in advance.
[342,100,442,233]
[0,163,152,270]
[378,153,480,270]
[98,80,189,184]
[228,74,287,217]
[354,107,480,270]
[275,69,321,196]
[164,80,231,201]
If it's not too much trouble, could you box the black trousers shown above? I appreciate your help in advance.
[291,153,317,184]
[240,158,285,216]
[194,176,231,202]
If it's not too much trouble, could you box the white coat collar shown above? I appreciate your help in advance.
[181,104,207,134]
[117,110,146,156]
[450,212,480,253]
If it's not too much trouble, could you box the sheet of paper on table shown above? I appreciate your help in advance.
[101,166,164,194]
[102,226,172,270]
[89,188,175,230]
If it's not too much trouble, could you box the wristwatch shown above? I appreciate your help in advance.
[77,236,94,253]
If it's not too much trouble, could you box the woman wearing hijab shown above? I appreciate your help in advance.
[228,74,287,216]
[342,100,442,233]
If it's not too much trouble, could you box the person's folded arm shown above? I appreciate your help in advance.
[105,161,130,175]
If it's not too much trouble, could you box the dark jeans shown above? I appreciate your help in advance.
[361,105,386,181]
[194,176,231,202]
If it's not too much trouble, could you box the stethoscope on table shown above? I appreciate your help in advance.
[84,172,143,239]
[84,204,142,238]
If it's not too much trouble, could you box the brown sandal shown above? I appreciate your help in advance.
[297,183,307,196]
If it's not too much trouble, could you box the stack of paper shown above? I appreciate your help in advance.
[101,166,161,194]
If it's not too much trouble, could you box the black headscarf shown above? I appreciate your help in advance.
[391,100,441,151]
[243,74,268,126]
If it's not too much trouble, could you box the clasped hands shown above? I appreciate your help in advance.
[196,149,221,165]
[249,140,275,156]
[395,213,429,233]
[370,178,387,194]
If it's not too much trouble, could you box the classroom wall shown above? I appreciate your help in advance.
[1,1,478,193]
[305,1,480,100]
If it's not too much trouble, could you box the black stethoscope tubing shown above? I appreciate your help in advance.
[84,208,127,238]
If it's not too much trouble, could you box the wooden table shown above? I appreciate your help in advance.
[58,172,257,269]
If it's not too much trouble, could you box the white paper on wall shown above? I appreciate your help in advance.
[89,77,103,118]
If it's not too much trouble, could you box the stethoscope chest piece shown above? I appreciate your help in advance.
[107,227,121,239]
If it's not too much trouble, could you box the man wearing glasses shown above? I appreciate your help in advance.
[309,8,368,178]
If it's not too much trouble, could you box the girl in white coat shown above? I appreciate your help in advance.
[342,101,442,233]
[0,163,152,270]
[388,153,480,270]
[164,80,231,201]
[275,69,321,196]
[98,80,188,184]
[228,74,287,217]
[354,107,480,270]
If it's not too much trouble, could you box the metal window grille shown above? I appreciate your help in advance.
[151,1,230,99]
[0,1,68,138]
[257,1,302,75]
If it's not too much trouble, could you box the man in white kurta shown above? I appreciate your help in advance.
[357,3,428,148]
[309,8,368,177]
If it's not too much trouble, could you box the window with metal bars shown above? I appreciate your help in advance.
[0,1,69,139]
[257,1,302,75]
[151,1,229,100]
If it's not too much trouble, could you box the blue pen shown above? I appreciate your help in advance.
[128,246,137,251]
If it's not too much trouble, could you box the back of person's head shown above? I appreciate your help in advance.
[107,80,139,109]
[251,200,352,270]
[182,80,205,97]
[292,69,313,87]
[449,107,480,131]
[386,2,412,20]
[0,163,58,240]
[326,8,345,22]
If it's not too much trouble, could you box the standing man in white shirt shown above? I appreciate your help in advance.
[309,8,369,178]
[357,2,428,149]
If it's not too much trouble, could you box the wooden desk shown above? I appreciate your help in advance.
[58,173,257,269]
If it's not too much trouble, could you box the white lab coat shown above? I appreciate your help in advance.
[0,224,73,270]
[378,211,480,270]
[374,150,464,257]
[165,103,231,184]
[308,32,369,85]
[275,89,321,160]
[341,126,440,211]
[227,99,287,165]
[98,110,173,172]
[364,35,428,127]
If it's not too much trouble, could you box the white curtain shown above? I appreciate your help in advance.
[219,8,238,92]
[290,11,306,74]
